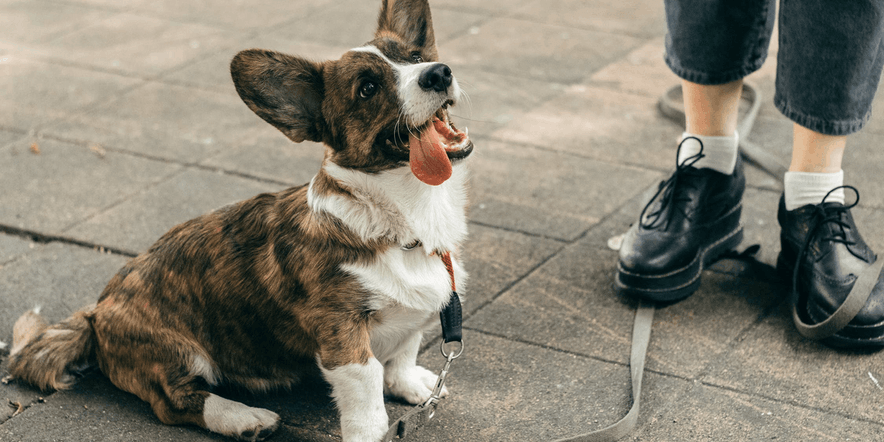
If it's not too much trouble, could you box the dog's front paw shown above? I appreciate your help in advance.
[203,394,279,441]
[339,406,388,442]
[384,365,449,405]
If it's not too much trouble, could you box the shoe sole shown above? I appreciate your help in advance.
[615,225,744,303]
[776,255,884,349]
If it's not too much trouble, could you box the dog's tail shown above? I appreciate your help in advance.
[7,305,97,391]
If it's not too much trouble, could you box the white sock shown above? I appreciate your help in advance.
[677,132,739,175]
[783,170,845,211]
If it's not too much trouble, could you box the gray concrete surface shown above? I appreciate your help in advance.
[2,0,883,441]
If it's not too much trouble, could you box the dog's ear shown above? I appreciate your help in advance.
[230,49,325,143]
[376,0,438,60]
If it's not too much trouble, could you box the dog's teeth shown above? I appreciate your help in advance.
[464,127,469,137]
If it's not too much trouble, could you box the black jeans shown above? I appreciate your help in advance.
[664,0,884,136]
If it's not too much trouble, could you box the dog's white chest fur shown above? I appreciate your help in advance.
[342,247,459,312]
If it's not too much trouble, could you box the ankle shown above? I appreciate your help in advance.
[677,132,739,175]
[783,170,845,211]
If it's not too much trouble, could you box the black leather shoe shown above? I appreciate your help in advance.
[776,187,884,349]
[616,137,745,302]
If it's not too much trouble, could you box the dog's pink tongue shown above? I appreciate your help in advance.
[409,123,452,186]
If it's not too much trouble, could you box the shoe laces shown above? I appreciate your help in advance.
[791,185,860,294]
[639,137,705,230]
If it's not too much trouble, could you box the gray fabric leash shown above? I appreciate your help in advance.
[792,258,883,340]
[553,302,655,442]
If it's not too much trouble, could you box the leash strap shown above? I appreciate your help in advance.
[439,252,463,343]
[384,252,464,441]
[553,302,654,442]
[792,258,883,340]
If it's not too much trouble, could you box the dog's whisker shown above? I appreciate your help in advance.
[455,89,474,120]
[448,114,493,124]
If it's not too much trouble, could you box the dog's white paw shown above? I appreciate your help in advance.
[385,365,449,405]
[341,419,389,442]
[203,394,279,441]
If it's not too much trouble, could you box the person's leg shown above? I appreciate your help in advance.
[665,0,776,176]
[677,79,742,175]
[788,127,845,174]
[783,125,847,210]
[775,0,884,348]
[682,79,742,137]
[616,0,775,302]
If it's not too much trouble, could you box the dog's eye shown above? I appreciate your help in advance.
[411,53,423,64]
[358,81,377,99]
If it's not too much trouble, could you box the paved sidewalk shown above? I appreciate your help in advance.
[2,0,883,441]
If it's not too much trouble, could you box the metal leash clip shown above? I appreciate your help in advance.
[384,291,463,441]
[424,340,464,416]
[383,340,464,441]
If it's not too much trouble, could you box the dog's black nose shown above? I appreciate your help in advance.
[418,63,452,92]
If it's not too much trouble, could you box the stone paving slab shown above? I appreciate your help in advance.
[702,302,884,424]
[44,81,262,164]
[445,66,568,137]
[467,137,663,241]
[432,0,535,16]
[0,130,24,150]
[0,236,32,266]
[0,137,179,234]
[458,224,564,316]
[0,242,128,340]
[9,12,239,78]
[268,1,488,51]
[510,0,667,39]
[117,0,337,32]
[587,37,676,100]
[490,85,684,172]
[161,36,349,94]
[636,381,883,441]
[0,0,116,47]
[199,132,326,186]
[0,55,142,130]
[443,18,645,85]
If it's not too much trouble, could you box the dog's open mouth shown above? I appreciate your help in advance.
[408,106,473,186]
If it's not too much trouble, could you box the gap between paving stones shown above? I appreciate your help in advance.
[696,376,884,430]
[17,127,300,208]
[0,226,137,258]
[468,220,571,243]
[36,130,297,188]
[6,51,154,87]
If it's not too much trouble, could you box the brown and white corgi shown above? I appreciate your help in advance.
[4,0,472,440]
